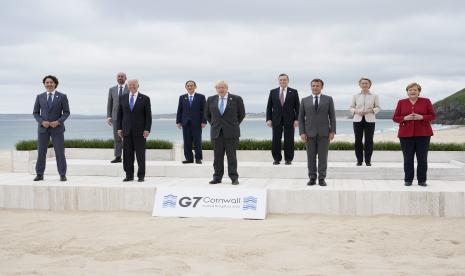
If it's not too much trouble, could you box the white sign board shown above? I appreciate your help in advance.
[152,187,267,219]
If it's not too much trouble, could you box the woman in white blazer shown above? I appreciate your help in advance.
[349,77,381,166]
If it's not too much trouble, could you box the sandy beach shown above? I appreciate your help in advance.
[0,210,464,275]
[335,125,465,143]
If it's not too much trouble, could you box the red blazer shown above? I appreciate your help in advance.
[392,97,435,137]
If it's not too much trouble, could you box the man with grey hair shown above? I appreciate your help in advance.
[117,79,152,182]
[107,72,128,163]
[205,80,245,185]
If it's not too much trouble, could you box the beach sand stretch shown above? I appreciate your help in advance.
[0,210,464,275]
[335,125,465,144]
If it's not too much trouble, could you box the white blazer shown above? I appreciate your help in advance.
[349,92,381,123]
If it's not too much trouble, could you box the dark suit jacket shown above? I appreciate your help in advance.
[205,93,245,139]
[176,93,207,127]
[117,92,152,137]
[33,91,70,133]
[299,94,336,137]
[266,87,300,127]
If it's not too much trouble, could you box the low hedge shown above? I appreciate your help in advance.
[201,140,465,151]
[15,139,173,151]
[16,139,465,151]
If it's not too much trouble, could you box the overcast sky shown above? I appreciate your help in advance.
[1,0,464,115]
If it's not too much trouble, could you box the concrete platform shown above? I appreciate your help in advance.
[34,158,465,180]
[0,173,464,217]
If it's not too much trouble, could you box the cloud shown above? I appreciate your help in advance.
[0,0,464,114]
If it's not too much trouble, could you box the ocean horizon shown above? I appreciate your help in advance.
[0,114,451,149]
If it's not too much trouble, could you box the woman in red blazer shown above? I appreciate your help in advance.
[393,82,436,187]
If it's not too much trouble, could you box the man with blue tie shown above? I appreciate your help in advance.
[117,79,152,182]
[107,72,129,163]
[32,75,70,181]
[176,80,207,164]
[205,80,245,185]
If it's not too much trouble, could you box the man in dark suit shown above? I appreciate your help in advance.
[176,80,207,164]
[205,80,245,185]
[266,73,300,165]
[117,79,152,182]
[32,75,70,181]
[107,72,129,163]
[299,79,336,186]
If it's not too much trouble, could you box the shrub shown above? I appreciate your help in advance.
[16,139,173,151]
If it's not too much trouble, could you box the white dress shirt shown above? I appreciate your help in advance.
[46,90,56,102]
[129,91,139,105]
[279,87,287,102]
[187,92,196,101]
[312,93,321,105]
[218,92,229,110]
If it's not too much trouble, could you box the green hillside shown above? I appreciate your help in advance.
[433,88,465,125]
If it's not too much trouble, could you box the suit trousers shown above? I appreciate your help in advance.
[212,130,239,181]
[123,134,146,178]
[353,116,375,163]
[182,121,203,161]
[36,130,67,176]
[272,119,295,162]
[112,123,123,158]
[399,136,430,183]
[306,135,329,180]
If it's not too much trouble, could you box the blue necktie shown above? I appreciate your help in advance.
[130,94,135,111]
[220,97,225,115]
[189,95,193,107]
[118,86,123,97]
[47,93,53,110]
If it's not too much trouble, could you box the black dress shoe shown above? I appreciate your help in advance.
[138,178,145,182]
[111,157,122,163]
[307,178,316,186]
[273,161,280,165]
[285,161,292,165]
[404,181,412,186]
[209,179,221,184]
[123,177,134,182]
[195,160,202,164]
[182,160,194,164]
[418,182,427,187]
[33,175,44,181]
[356,162,363,166]
[366,162,372,166]
[231,179,239,185]
[60,175,67,182]
[318,179,327,186]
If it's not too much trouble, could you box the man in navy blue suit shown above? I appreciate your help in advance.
[117,79,152,182]
[176,80,207,164]
[32,75,70,181]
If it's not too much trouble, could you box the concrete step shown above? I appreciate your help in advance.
[33,159,465,180]
[0,173,464,217]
